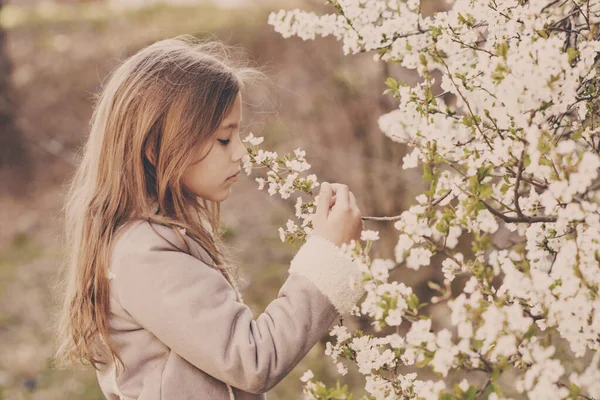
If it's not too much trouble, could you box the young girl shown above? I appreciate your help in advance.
[53,34,365,400]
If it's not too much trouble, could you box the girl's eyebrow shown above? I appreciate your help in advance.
[222,121,242,128]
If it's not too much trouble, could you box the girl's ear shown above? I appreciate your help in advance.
[145,144,157,167]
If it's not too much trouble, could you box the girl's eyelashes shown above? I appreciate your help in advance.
[217,128,241,145]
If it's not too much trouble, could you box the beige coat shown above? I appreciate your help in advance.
[95,219,365,399]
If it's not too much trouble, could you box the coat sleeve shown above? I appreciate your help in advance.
[110,223,365,394]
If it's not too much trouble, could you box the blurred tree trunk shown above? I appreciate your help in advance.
[0,0,32,197]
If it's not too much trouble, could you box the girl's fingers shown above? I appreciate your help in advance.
[330,184,349,209]
[349,191,363,235]
[315,182,332,220]
[349,191,359,212]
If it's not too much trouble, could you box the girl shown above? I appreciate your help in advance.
[52,34,365,400]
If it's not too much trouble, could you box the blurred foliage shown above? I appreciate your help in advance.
[0,233,42,294]
[0,2,262,31]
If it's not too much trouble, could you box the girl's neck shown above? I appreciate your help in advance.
[149,198,214,235]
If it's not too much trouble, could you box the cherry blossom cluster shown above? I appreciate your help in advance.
[259,0,600,398]
[242,132,381,267]
[242,132,320,245]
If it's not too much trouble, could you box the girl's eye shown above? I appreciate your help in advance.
[218,139,230,145]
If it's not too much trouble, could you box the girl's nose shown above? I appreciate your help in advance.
[232,133,247,162]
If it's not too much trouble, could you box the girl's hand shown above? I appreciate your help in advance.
[312,182,363,247]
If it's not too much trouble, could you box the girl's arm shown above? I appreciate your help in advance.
[110,221,365,394]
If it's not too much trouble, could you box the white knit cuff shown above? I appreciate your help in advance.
[289,234,365,315]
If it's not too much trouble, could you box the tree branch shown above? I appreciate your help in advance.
[481,200,557,223]
[514,150,526,218]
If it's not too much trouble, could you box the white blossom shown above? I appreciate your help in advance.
[299,369,314,383]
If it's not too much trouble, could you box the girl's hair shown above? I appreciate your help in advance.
[51,34,268,372]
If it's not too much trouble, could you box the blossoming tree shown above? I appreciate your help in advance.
[241,0,600,398]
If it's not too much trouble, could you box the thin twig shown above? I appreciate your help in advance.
[481,200,557,223]
[361,191,454,221]
[514,150,526,218]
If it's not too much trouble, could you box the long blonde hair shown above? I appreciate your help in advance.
[52,34,267,372]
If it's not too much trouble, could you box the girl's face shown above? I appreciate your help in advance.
[181,92,246,202]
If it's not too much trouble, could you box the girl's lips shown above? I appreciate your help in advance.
[226,171,240,181]
[228,170,241,179]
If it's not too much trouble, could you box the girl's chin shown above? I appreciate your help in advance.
[216,186,234,201]
[192,187,232,203]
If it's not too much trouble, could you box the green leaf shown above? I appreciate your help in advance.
[491,367,502,381]
[431,25,442,41]
[435,220,449,234]
[480,184,493,200]
[424,163,434,183]
[427,281,443,291]
[385,77,398,90]
[539,156,552,167]
[465,387,477,400]
[462,114,475,128]
[484,383,498,396]
[539,100,553,112]
[496,42,509,60]
[571,129,583,140]
[416,354,432,367]
[455,72,468,86]
[315,382,329,397]
[547,73,561,89]
[457,12,475,27]
[549,278,562,290]
[407,293,420,312]
[492,63,508,84]
[567,48,579,64]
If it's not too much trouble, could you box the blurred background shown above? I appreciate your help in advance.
[0,0,462,398]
